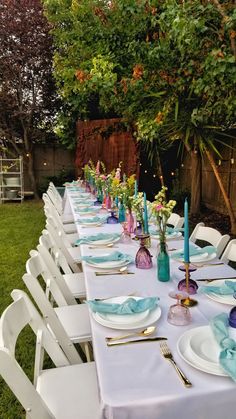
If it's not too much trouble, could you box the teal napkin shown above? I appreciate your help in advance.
[200,281,236,296]
[150,227,183,235]
[73,198,93,203]
[87,296,159,314]
[74,233,120,246]
[82,251,133,264]
[210,313,236,381]
[76,216,107,224]
[74,207,99,213]
[170,244,216,259]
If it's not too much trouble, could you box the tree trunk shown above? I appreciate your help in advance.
[190,149,201,214]
[26,151,39,199]
[205,149,236,234]
[156,152,164,186]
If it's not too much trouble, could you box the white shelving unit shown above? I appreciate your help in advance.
[0,157,24,203]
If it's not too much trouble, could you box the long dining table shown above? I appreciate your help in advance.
[64,187,236,419]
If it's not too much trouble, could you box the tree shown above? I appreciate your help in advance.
[0,0,59,196]
[44,0,236,230]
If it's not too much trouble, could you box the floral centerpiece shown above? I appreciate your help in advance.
[151,186,176,282]
[151,186,176,242]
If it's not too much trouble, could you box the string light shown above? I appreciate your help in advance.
[160,175,163,180]
[231,158,234,165]
[139,163,142,166]
[144,170,147,173]
[171,172,175,176]
[153,174,156,178]
[43,162,47,166]
[181,163,184,168]
[218,160,222,166]
[26,153,30,157]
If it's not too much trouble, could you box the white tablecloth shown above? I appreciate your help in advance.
[66,189,236,419]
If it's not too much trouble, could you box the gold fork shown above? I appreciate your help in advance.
[159,342,192,388]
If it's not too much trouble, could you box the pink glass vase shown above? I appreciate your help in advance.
[105,195,112,210]
[135,234,153,269]
[126,209,134,234]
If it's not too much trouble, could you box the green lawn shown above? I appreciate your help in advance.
[0,201,45,418]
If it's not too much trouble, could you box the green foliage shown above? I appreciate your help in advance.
[43,0,236,152]
[38,168,75,195]
[0,202,45,418]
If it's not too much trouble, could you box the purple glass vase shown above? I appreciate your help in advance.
[107,211,119,224]
[135,234,153,269]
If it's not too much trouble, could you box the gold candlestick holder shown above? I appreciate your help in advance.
[178,262,198,307]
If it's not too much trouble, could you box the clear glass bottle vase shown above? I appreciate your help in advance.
[157,240,170,282]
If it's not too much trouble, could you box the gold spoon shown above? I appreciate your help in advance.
[105,326,156,342]
[88,243,114,249]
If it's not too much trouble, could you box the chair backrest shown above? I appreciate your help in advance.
[46,188,63,215]
[24,253,82,364]
[190,223,230,257]
[40,230,73,275]
[49,182,63,204]
[46,218,81,273]
[37,238,77,305]
[0,289,70,419]
[167,213,184,228]
[221,239,236,264]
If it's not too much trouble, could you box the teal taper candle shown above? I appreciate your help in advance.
[184,198,190,263]
[143,192,149,234]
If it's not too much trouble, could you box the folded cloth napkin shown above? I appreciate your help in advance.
[210,313,236,381]
[170,244,216,259]
[74,207,99,213]
[82,251,133,264]
[200,280,236,296]
[74,233,121,246]
[76,216,107,224]
[87,296,159,314]
[150,227,183,235]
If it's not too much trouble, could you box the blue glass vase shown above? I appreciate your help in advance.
[157,241,170,282]
[118,203,126,223]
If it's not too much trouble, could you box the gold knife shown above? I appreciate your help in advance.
[107,337,167,346]
[95,272,134,276]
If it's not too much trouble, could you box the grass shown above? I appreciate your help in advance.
[0,201,45,418]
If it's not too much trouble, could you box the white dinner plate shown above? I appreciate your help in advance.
[173,252,217,264]
[97,297,150,325]
[75,203,94,209]
[204,279,236,306]
[177,326,227,376]
[78,221,103,227]
[88,236,121,245]
[151,232,182,241]
[85,257,132,269]
[77,211,100,217]
[92,300,162,330]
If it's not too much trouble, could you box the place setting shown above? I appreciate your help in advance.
[177,312,236,380]
[74,232,121,248]
[87,295,163,340]
[81,250,134,276]
[76,215,108,227]
[199,279,236,305]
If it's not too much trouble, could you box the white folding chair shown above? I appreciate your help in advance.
[43,194,77,235]
[167,213,184,228]
[24,252,92,362]
[0,289,100,419]
[190,222,230,257]
[220,239,236,264]
[46,183,75,224]
[46,217,82,273]
[38,232,86,300]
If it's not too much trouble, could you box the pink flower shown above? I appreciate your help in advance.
[95,160,100,175]
[155,204,164,211]
[115,168,121,180]
[100,175,106,180]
